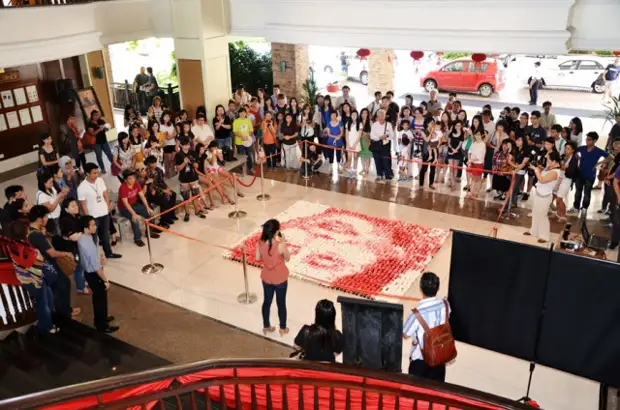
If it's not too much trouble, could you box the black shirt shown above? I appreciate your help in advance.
[294,325,344,362]
[514,125,533,140]
[281,123,298,146]
[563,154,580,180]
[27,229,53,263]
[448,131,464,150]
[304,149,319,163]
[134,73,149,88]
[38,147,59,174]
[529,126,547,146]
[87,119,108,145]
[175,150,199,183]
[54,213,82,255]
[213,116,232,140]
[609,124,620,147]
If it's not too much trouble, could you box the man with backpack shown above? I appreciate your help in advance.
[403,271,456,382]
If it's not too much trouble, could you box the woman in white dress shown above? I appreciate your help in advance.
[344,110,362,178]
[525,151,561,243]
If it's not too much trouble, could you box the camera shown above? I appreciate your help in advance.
[530,149,542,167]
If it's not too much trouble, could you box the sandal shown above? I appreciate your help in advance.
[71,307,82,317]
[279,328,289,337]
[77,288,92,296]
[236,192,245,198]
[262,326,275,335]
[48,326,60,334]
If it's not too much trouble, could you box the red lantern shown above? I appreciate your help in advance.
[356,49,371,58]
[613,51,620,56]
[410,51,424,60]
[471,53,487,63]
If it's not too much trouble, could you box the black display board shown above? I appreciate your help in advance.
[448,231,549,362]
[537,252,620,387]
[337,296,403,372]
[448,230,620,388]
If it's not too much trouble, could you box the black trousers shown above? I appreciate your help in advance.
[419,152,436,187]
[95,213,113,256]
[408,359,446,382]
[609,188,620,246]
[85,272,109,330]
[149,191,177,223]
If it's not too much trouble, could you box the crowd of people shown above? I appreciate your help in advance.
[1,67,619,349]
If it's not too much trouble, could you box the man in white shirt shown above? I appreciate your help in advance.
[403,271,450,382]
[334,85,357,110]
[529,61,542,105]
[77,163,122,259]
[550,124,565,155]
[370,109,396,182]
[367,91,382,119]
[191,114,214,146]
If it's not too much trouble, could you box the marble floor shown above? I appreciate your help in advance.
[1,152,612,410]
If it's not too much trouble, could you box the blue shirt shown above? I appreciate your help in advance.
[577,145,608,180]
[77,234,102,273]
[326,122,344,147]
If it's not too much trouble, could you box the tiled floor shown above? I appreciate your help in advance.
[1,151,612,410]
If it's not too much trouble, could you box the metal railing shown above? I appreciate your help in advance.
[0,240,37,333]
[109,80,180,113]
[0,359,531,410]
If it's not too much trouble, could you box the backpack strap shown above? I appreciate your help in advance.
[412,308,431,333]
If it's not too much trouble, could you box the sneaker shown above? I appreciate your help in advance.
[134,239,146,247]
[596,208,607,214]
[522,193,530,201]
[105,253,122,259]
[375,176,384,183]
[398,176,407,182]
[580,208,588,217]
[567,207,579,214]
[184,213,190,222]
[196,211,207,219]
[150,231,160,239]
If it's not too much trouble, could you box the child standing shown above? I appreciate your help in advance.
[397,120,414,181]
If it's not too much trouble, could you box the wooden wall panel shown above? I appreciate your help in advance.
[85,51,113,123]
[177,59,205,119]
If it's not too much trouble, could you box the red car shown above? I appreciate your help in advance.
[420,58,506,98]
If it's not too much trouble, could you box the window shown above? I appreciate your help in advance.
[578,61,603,70]
[443,62,465,72]
[468,63,489,73]
[558,61,578,71]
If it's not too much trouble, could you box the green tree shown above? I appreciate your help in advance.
[228,41,273,95]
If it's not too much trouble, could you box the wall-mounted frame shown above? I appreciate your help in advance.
[75,87,104,123]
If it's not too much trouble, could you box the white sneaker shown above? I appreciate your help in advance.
[567,207,579,214]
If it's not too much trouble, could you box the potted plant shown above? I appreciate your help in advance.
[326,81,340,93]
[595,96,620,125]
[301,75,319,106]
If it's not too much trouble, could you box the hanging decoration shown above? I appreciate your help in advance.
[613,51,620,56]
[356,49,371,58]
[410,51,424,60]
[471,53,487,62]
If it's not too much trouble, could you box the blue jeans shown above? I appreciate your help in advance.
[119,203,149,241]
[24,282,54,333]
[262,280,288,329]
[74,263,86,292]
[236,144,254,171]
[94,142,114,172]
[216,137,232,150]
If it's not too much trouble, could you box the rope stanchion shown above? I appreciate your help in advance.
[256,159,271,201]
[228,175,247,219]
[499,173,518,221]
[237,251,257,304]
[141,223,164,275]
[301,140,310,180]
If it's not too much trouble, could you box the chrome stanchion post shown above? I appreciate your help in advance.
[237,251,257,304]
[501,172,518,220]
[228,174,247,219]
[256,158,271,201]
[141,222,164,274]
[301,140,311,180]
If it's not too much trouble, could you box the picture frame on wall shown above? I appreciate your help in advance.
[0,114,6,132]
[30,105,43,123]
[18,108,32,126]
[76,87,104,122]
[13,88,27,106]
[5,111,19,129]
[1,90,14,108]
[25,85,39,103]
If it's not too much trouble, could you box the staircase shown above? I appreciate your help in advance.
[0,318,170,401]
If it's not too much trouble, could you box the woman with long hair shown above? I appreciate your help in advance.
[38,134,60,175]
[213,104,233,150]
[569,117,583,146]
[257,88,267,116]
[112,131,136,182]
[294,299,344,362]
[129,125,145,164]
[492,139,514,201]
[446,120,464,189]
[264,97,276,116]
[57,198,90,296]
[358,108,373,176]
[525,151,561,243]
[345,110,362,177]
[255,219,290,337]
[288,97,300,118]
[463,115,484,192]
[325,111,344,174]
[160,110,178,178]
[124,104,143,128]
[36,170,68,235]
[467,130,487,199]
[508,136,531,208]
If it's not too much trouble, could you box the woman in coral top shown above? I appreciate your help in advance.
[255,219,291,337]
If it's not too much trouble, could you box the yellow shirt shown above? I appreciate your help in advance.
[232,117,253,146]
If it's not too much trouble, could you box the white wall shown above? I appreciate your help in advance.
[0,0,171,68]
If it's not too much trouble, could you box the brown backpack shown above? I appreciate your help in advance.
[412,300,457,367]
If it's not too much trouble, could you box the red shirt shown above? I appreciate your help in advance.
[249,108,262,128]
[118,182,142,210]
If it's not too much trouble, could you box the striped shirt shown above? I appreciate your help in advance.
[403,297,450,361]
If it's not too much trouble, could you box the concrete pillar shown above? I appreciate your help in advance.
[368,48,394,95]
[271,43,309,100]
[171,0,232,119]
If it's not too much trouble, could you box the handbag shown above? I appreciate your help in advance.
[56,254,77,277]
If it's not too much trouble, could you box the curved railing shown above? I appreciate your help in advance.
[0,239,37,334]
[0,359,531,410]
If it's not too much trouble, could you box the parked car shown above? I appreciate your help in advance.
[309,52,369,85]
[523,56,611,93]
[420,58,506,97]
